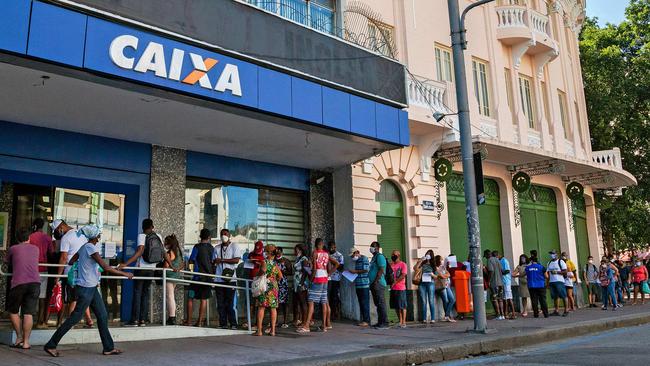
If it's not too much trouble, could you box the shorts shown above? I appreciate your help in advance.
[549,281,567,300]
[7,283,40,315]
[39,273,48,299]
[588,283,599,295]
[308,282,328,304]
[489,286,504,301]
[190,284,212,300]
[390,289,407,310]
[503,284,513,300]
[61,278,77,304]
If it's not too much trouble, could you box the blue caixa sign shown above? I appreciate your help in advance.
[0,0,409,146]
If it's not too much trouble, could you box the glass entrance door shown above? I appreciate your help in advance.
[12,184,53,236]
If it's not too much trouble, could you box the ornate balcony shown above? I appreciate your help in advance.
[592,148,623,170]
[407,75,449,113]
[495,2,559,74]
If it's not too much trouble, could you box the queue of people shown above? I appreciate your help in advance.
[6,215,650,355]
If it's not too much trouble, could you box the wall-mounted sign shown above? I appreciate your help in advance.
[422,200,435,211]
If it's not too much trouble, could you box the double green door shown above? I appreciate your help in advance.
[519,185,561,307]
[447,174,504,260]
[573,198,590,300]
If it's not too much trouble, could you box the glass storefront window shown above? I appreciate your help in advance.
[184,180,306,256]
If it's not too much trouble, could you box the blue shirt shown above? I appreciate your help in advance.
[354,255,370,288]
[369,253,387,287]
[76,243,101,288]
[525,263,547,289]
[500,257,512,287]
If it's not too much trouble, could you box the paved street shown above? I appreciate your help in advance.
[440,322,650,365]
[2,303,650,366]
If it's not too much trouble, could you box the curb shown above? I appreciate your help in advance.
[253,312,650,366]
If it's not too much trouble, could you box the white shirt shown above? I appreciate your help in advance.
[136,233,164,268]
[60,229,87,275]
[212,242,242,283]
[547,259,567,283]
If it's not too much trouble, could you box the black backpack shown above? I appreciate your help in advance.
[382,254,395,286]
[142,232,164,264]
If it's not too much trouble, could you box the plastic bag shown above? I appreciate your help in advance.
[251,275,268,297]
[642,281,650,295]
[49,282,63,314]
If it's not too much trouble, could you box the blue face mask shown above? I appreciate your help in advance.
[550,254,557,260]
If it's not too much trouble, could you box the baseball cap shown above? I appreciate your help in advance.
[548,250,557,255]
[51,219,63,230]
[349,247,359,256]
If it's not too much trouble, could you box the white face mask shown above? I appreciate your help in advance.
[351,256,359,261]
[221,235,230,243]
[425,255,431,260]
[588,260,594,264]
[369,247,376,254]
[637,262,642,266]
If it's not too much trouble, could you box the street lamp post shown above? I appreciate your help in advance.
[446,0,495,333]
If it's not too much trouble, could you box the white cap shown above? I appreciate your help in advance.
[51,219,63,230]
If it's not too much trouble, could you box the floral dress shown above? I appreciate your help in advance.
[257,259,281,308]
[275,258,289,304]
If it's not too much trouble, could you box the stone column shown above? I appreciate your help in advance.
[308,171,334,247]
[149,145,186,323]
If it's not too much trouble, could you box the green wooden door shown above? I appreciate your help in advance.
[447,174,504,261]
[519,185,560,307]
[376,181,405,323]
[573,197,590,300]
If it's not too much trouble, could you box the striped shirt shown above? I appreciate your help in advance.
[354,255,370,288]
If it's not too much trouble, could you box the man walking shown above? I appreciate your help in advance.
[5,229,40,349]
[583,256,599,307]
[525,256,549,318]
[546,250,569,317]
[213,229,241,330]
[487,251,505,320]
[119,219,164,326]
[327,241,344,321]
[52,220,93,326]
[368,241,388,329]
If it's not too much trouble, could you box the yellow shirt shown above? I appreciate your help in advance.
[566,259,577,282]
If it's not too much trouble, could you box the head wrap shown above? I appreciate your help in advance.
[80,224,101,240]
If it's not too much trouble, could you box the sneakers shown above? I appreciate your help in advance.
[373,324,390,330]
[124,322,138,327]
[357,322,369,327]
[550,311,560,316]
[562,312,569,317]
[495,316,505,320]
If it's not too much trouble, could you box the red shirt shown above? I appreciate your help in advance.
[29,231,53,272]
[313,250,329,284]
[5,243,40,288]
[631,265,648,283]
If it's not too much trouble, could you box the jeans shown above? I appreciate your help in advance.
[215,286,237,327]
[46,286,114,352]
[355,287,370,323]
[615,281,624,303]
[370,283,388,326]
[528,287,548,317]
[602,282,617,308]
[131,269,152,323]
[436,287,456,317]
[419,282,435,321]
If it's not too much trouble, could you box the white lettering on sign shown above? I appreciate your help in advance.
[108,34,242,97]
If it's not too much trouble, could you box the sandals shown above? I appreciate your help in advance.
[296,327,310,333]
[103,349,123,356]
[44,347,60,357]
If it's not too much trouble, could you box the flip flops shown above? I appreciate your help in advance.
[10,343,23,349]
[44,347,59,357]
[103,349,123,356]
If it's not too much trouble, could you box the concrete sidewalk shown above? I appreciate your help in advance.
[4,304,650,366]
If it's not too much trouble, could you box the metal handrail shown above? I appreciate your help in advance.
[0,262,253,331]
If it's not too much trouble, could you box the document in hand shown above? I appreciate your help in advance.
[342,270,358,282]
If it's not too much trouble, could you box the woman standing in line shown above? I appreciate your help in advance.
[254,244,283,336]
[512,254,530,317]
[292,244,310,327]
[415,250,436,324]
[434,255,456,322]
[44,225,133,357]
[630,259,648,305]
[163,234,184,325]
[274,247,292,329]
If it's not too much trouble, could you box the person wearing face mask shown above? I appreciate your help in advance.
[348,247,370,327]
[561,252,577,312]
[212,229,241,330]
[415,249,436,324]
[389,250,408,328]
[630,259,648,305]
[327,241,344,322]
[50,219,94,328]
[273,247,292,329]
[292,244,310,328]
[583,256,600,308]
[546,250,568,317]
[599,259,617,310]
[512,254,530,317]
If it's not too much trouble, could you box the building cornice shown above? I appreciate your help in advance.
[551,0,587,35]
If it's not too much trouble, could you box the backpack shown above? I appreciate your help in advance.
[381,254,395,286]
[142,232,164,264]
[599,267,611,287]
